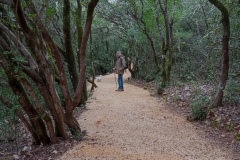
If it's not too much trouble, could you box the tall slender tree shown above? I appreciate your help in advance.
[208,0,230,107]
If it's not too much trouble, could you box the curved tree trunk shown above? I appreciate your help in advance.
[25,0,81,135]
[12,0,69,139]
[208,0,230,107]
[20,79,57,144]
[73,0,99,108]
[0,53,50,145]
[0,0,100,144]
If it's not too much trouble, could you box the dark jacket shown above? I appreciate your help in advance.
[114,56,126,74]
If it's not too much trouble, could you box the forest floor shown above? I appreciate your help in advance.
[60,72,239,160]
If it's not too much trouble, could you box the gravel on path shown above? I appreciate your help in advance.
[60,72,236,160]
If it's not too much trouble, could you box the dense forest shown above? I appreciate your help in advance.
[0,0,239,157]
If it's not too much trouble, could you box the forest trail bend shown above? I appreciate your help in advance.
[60,72,235,160]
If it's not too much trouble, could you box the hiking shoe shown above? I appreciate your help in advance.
[115,89,121,91]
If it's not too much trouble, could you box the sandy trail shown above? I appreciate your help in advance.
[60,72,236,160]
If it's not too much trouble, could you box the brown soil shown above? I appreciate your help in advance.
[60,72,239,160]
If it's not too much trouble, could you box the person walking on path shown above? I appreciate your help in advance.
[113,51,126,91]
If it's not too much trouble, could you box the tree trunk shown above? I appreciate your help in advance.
[80,81,88,105]
[90,31,96,90]
[0,96,41,145]
[26,0,73,114]
[1,0,100,143]
[20,79,57,144]
[63,0,78,90]
[161,41,167,87]
[0,22,38,71]
[167,46,173,81]
[208,0,230,107]
[11,0,69,140]
[25,0,82,134]
[167,16,175,81]
[65,0,99,134]
[35,48,68,139]
[73,0,99,108]
[76,0,83,71]
[144,31,160,73]
[155,0,176,86]
[0,53,50,145]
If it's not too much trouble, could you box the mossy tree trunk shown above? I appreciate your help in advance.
[154,0,176,88]
[76,0,88,105]
[63,0,79,90]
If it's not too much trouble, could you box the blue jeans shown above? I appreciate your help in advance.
[118,74,124,89]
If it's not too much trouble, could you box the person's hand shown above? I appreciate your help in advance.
[113,69,118,74]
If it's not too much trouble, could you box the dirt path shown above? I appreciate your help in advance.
[60,72,236,160]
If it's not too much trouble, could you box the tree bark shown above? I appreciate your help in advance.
[73,0,99,108]
[157,0,176,86]
[76,0,83,71]
[0,52,50,145]
[0,34,10,51]
[25,0,81,134]
[13,0,69,139]
[0,96,41,145]
[20,79,57,144]
[89,31,97,91]
[26,0,73,113]
[1,0,100,143]
[63,0,78,90]
[208,0,230,107]
[161,41,167,87]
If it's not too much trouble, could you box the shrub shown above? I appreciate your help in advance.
[224,80,240,105]
[0,105,18,142]
[191,94,209,120]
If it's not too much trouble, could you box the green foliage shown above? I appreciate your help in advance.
[46,7,56,18]
[87,52,112,75]
[0,0,240,146]
[144,73,156,82]
[236,134,240,141]
[226,123,234,132]
[213,120,219,128]
[190,94,209,121]
[224,80,240,105]
[0,105,19,142]
[0,66,21,142]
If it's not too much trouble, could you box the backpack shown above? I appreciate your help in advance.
[121,57,128,70]
[125,60,128,69]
